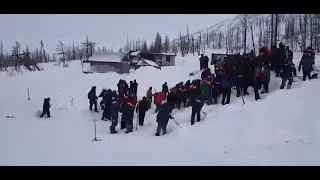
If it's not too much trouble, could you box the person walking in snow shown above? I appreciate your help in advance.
[199,54,205,70]
[253,66,262,101]
[87,86,98,112]
[110,97,120,134]
[217,71,232,105]
[146,87,153,110]
[190,95,202,125]
[280,60,294,90]
[204,55,209,69]
[40,97,51,118]
[260,62,271,94]
[136,97,148,126]
[132,79,138,96]
[299,49,315,81]
[155,99,174,136]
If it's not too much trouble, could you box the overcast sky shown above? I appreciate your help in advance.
[0,14,237,54]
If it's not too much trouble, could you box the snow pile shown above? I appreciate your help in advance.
[0,50,319,165]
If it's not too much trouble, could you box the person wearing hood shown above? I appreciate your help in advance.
[87,86,98,112]
[155,99,174,136]
[40,97,51,118]
[110,97,120,134]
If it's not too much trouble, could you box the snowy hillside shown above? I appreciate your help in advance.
[0,50,320,165]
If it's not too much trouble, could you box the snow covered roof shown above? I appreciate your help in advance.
[137,58,160,68]
[149,52,176,56]
[89,52,127,63]
[130,51,176,57]
[130,51,141,57]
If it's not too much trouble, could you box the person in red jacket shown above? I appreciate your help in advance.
[155,92,165,113]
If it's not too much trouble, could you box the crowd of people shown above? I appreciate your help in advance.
[39,43,317,137]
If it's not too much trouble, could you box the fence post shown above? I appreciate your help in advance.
[27,88,30,100]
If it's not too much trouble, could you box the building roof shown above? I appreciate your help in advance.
[147,52,176,56]
[130,51,176,57]
[137,58,160,68]
[130,51,141,57]
[88,52,128,63]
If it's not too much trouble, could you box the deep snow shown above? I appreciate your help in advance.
[0,49,320,165]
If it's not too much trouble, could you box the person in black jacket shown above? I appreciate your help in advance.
[121,97,136,133]
[155,99,174,136]
[101,89,113,120]
[132,79,138,96]
[40,97,51,118]
[261,62,271,94]
[129,81,134,94]
[299,50,315,81]
[162,82,169,94]
[204,55,209,69]
[99,89,107,110]
[218,72,232,105]
[199,54,205,70]
[136,97,148,126]
[166,88,176,112]
[191,95,202,125]
[280,60,294,89]
[88,86,98,112]
[110,97,120,134]
[201,68,211,80]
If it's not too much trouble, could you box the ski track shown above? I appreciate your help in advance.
[0,49,319,165]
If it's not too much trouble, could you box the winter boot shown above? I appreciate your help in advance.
[287,85,291,89]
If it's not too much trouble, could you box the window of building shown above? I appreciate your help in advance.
[166,56,171,62]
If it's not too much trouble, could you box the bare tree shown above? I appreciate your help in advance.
[164,35,170,53]
[81,35,96,61]
[56,41,67,67]
[0,40,3,71]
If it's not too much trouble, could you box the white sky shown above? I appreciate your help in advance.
[0,14,237,54]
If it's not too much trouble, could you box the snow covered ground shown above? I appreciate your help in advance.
[0,50,320,165]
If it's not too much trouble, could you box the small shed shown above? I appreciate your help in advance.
[83,52,131,74]
[131,51,176,66]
